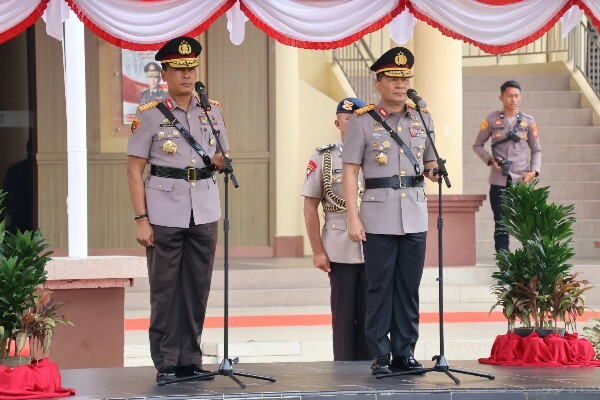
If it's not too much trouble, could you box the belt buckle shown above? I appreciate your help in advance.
[186,167,197,182]
[399,178,407,189]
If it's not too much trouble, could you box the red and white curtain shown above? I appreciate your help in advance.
[1,0,599,54]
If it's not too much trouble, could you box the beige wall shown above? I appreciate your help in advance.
[413,22,463,195]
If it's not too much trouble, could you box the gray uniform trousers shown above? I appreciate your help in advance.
[363,231,426,358]
[146,219,218,369]
[328,262,371,361]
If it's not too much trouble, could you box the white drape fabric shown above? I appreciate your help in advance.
[409,0,570,50]
[240,0,400,45]
[66,0,233,48]
[0,0,46,42]
[2,0,600,53]
[42,0,70,41]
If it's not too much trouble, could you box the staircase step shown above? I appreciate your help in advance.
[464,108,593,128]
[476,219,600,240]
[476,238,600,260]
[463,161,600,183]
[463,73,571,92]
[463,144,600,164]
[471,199,600,221]
[463,91,581,110]
[464,181,600,201]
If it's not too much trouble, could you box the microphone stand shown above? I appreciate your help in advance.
[160,97,276,388]
[377,103,495,385]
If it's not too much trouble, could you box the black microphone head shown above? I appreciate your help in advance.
[407,89,417,98]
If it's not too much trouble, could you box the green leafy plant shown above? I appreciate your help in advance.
[0,189,54,360]
[490,180,592,333]
[583,318,600,359]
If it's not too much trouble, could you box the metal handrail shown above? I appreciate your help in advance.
[463,21,600,99]
[568,21,600,98]
[332,38,380,105]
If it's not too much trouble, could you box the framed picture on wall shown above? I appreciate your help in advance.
[121,50,167,124]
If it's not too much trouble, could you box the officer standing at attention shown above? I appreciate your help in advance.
[473,80,541,252]
[342,47,437,375]
[139,62,166,104]
[302,97,371,362]
[127,36,228,384]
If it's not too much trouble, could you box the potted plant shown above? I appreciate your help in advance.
[583,318,600,359]
[0,189,61,367]
[490,180,593,337]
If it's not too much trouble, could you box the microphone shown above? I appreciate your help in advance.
[407,89,427,109]
[195,81,211,111]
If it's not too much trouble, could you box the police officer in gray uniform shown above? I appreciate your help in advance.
[126,36,229,384]
[302,97,371,362]
[473,80,542,252]
[342,48,437,375]
[139,62,166,105]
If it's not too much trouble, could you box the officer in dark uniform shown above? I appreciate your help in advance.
[302,98,371,361]
[342,47,438,375]
[139,62,166,105]
[473,80,542,252]
[127,36,229,384]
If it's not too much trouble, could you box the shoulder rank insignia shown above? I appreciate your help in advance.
[138,100,159,113]
[209,98,222,107]
[354,104,375,115]
[316,143,336,152]
[406,99,429,113]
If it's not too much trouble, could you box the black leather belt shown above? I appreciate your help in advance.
[150,165,214,182]
[365,175,425,190]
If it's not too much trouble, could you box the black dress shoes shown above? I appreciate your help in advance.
[156,365,178,383]
[391,355,426,375]
[177,364,215,380]
[371,355,392,375]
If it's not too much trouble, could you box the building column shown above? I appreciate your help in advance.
[412,22,463,195]
[273,43,303,256]
[64,10,88,257]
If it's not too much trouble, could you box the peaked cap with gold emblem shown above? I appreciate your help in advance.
[144,62,161,77]
[370,46,414,78]
[155,36,202,68]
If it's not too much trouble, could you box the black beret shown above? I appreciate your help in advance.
[336,97,366,114]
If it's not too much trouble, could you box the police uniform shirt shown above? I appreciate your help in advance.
[140,88,166,105]
[473,110,541,186]
[127,94,229,228]
[302,141,364,264]
[342,101,435,235]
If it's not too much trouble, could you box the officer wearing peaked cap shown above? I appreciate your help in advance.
[342,47,438,376]
[139,62,166,105]
[127,36,229,384]
[302,97,371,362]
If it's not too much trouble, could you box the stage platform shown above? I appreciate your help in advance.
[63,360,600,400]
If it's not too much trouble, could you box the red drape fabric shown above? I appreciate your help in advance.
[0,359,75,399]
[480,332,600,367]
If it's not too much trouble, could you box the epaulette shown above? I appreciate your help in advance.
[354,104,375,115]
[138,100,159,112]
[406,99,429,113]
[316,143,336,152]
[209,98,222,107]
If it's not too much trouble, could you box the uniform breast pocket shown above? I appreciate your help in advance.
[147,176,174,192]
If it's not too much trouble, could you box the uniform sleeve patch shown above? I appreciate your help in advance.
[306,160,317,177]
[131,117,140,135]
[480,120,488,130]
[532,124,538,138]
